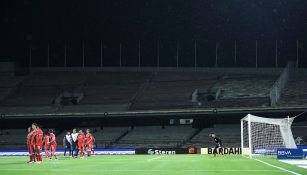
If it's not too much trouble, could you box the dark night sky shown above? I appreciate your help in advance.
[1,0,307,67]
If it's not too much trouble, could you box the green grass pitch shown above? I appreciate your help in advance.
[0,155,306,175]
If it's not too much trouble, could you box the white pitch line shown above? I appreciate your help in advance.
[184,170,283,172]
[280,160,307,170]
[253,158,302,175]
[0,168,284,172]
[147,156,165,161]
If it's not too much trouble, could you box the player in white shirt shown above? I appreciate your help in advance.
[63,131,72,157]
[71,128,79,158]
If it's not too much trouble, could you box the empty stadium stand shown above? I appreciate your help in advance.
[0,129,26,149]
[0,76,24,103]
[202,75,276,108]
[130,72,219,110]
[113,125,197,148]
[81,72,150,105]
[190,124,241,148]
[0,67,306,117]
[0,123,306,150]
[279,74,307,106]
[93,127,130,147]
[1,73,86,107]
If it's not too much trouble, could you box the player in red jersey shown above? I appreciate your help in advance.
[91,134,96,155]
[78,130,85,158]
[26,127,35,163]
[35,125,44,163]
[30,123,38,163]
[49,129,58,160]
[43,133,50,158]
[85,129,93,156]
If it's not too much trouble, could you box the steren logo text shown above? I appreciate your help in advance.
[147,149,176,155]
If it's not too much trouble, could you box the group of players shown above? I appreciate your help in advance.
[26,123,95,163]
[26,123,222,163]
[26,123,56,163]
[68,128,95,158]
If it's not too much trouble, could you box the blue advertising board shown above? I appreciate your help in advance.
[297,146,307,159]
[277,148,303,159]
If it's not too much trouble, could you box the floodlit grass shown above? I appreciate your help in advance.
[0,155,306,175]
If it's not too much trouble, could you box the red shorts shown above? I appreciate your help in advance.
[86,143,93,149]
[30,142,36,148]
[50,144,57,151]
[28,144,34,154]
[78,144,84,151]
[44,145,50,151]
[36,144,43,151]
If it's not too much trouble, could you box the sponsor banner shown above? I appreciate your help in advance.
[94,148,135,155]
[242,148,250,155]
[297,146,307,149]
[0,150,29,156]
[188,146,197,154]
[136,148,189,155]
[277,148,303,159]
[201,148,207,155]
[201,147,242,155]
[0,148,135,156]
[304,149,307,159]
[297,146,307,159]
[254,147,277,155]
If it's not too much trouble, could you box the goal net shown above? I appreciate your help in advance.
[241,114,296,158]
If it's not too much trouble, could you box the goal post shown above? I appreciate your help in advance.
[241,114,296,158]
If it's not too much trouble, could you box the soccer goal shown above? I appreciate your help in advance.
[241,114,296,158]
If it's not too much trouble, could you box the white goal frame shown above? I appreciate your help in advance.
[241,114,296,158]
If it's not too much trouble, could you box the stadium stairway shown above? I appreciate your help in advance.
[112,125,197,148]
[185,128,203,143]
[109,129,132,147]
[128,73,155,110]
[190,124,241,148]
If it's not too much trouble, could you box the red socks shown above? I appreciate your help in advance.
[32,154,36,162]
[35,154,42,161]
[80,151,84,157]
[45,151,49,158]
[28,155,32,162]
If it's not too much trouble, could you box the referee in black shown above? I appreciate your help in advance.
[209,133,224,157]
